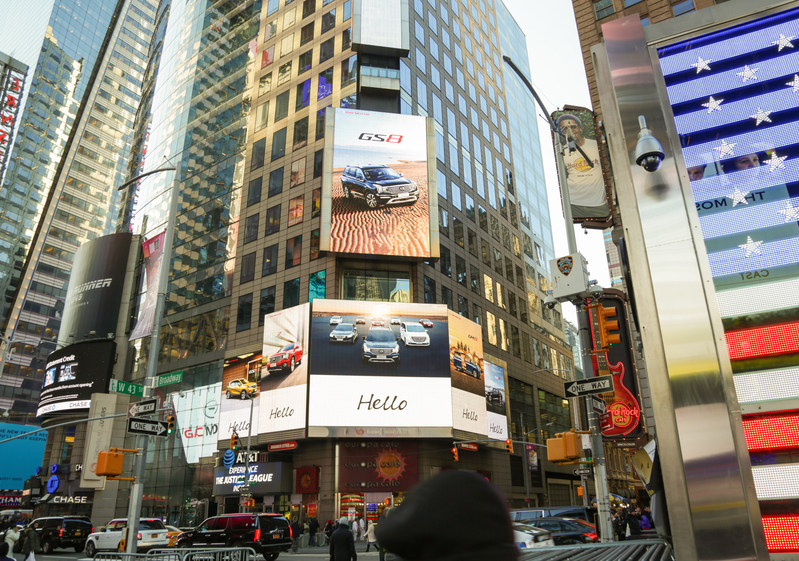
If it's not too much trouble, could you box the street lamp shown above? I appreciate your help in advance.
[503,55,614,542]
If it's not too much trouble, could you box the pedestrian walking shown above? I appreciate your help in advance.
[308,517,320,547]
[329,517,357,561]
[21,522,41,561]
[4,525,20,552]
[364,521,378,552]
[359,518,366,541]
[323,520,334,545]
[290,519,302,553]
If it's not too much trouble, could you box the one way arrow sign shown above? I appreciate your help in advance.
[127,417,169,437]
[564,375,614,397]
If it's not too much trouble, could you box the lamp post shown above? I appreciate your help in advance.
[503,55,613,542]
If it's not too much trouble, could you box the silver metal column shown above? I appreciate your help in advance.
[592,14,768,561]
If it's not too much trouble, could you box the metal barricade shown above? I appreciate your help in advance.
[147,547,258,561]
[95,552,181,561]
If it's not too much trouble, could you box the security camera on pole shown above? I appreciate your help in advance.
[503,55,614,542]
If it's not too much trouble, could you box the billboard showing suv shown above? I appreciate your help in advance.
[321,108,438,259]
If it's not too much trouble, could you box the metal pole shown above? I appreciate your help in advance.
[240,395,254,512]
[124,168,180,554]
[503,55,613,543]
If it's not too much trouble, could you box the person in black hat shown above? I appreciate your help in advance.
[329,517,357,561]
[374,470,519,561]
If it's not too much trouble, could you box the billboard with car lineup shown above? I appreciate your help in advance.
[320,108,439,259]
[307,299,452,437]
[447,310,487,436]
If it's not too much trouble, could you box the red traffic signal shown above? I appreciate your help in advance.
[451,446,459,462]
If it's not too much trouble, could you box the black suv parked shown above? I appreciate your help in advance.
[341,165,418,208]
[176,513,291,561]
[19,516,93,553]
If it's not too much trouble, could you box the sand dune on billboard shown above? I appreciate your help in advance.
[330,161,430,257]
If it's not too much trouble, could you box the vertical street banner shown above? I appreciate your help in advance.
[130,231,166,340]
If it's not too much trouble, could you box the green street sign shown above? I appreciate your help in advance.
[156,371,183,388]
[109,379,144,397]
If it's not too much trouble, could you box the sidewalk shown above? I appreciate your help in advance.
[293,538,380,555]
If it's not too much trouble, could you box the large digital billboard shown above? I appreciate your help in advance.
[483,359,509,441]
[447,310,487,435]
[307,300,452,437]
[321,108,438,259]
[0,423,46,489]
[37,341,116,417]
[338,440,419,493]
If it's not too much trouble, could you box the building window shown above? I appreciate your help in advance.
[293,116,309,148]
[263,243,278,276]
[299,50,313,73]
[259,72,273,96]
[342,27,351,50]
[264,19,277,41]
[341,55,357,87]
[251,138,265,170]
[259,286,276,325]
[275,91,290,121]
[319,38,335,63]
[272,127,287,160]
[321,9,336,33]
[341,93,357,107]
[316,106,328,140]
[442,286,453,310]
[284,277,301,308]
[240,252,256,283]
[309,270,326,300]
[594,0,614,18]
[269,167,284,196]
[310,228,321,259]
[467,229,477,256]
[266,204,281,235]
[280,33,295,56]
[456,256,466,286]
[312,188,321,217]
[300,22,314,45]
[291,157,307,187]
[672,0,694,15]
[470,266,480,294]
[439,207,449,237]
[314,149,324,177]
[481,239,490,265]
[440,246,451,277]
[424,276,436,303]
[236,293,253,332]
[478,204,488,231]
[255,100,269,131]
[318,67,333,99]
[288,195,304,226]
[485,311,497,346]
[453,217,464,247]
[472,303,482,326]
[278,61,293,85]
[302,0,315,18]
[286,235,302,268]
[244,214,259,244]
[247,176,262,206]
[624,0,642,5]
[262,45,275,68]
[296,80,311,110]
[457,295,468,317]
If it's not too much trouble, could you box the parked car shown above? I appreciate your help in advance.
[85,518,168,556]
[175,513,291,561]
[400,321,430,346]
[329,316,342,325]
[20,516,93,554]
[452,350,481,378]
[362,327,401,365]
[419,318,434,328]
[525,517,599,545]
[341,164,418,208]
[510,506,596,525]
[513,523,555,549]
[225,378,258,399]
[329,322,358,344]
[266,342,303,374]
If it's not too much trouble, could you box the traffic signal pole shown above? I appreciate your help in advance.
[502,56,613,542]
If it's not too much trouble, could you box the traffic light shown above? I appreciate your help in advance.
[596,304,621,349]
[451,446,459,462]
[546,431,581,463]
[230,433,240,450]
[505,438,514,454]
[165,415,175,434]
[96,450,124,477]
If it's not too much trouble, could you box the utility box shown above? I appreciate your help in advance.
[96,450,124,476]
[549,253,590,300]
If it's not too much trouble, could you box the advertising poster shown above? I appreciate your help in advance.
[37,341,116,417]
[218,357,261,443]
[338,440,419,493]
[130,231,166,341]
[551,107,611,226]
[0,423,46,490]
[256,303,310,436]
[308,299,451,436]
[213,461,291,495]
[483,360,508,440]
[170,383,222,464]
[322,108,434,258]
[57,233,132,347]
[448,310,487,435]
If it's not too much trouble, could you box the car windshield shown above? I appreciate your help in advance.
[334,324,354,331]
[140,520,166,530]
[367,329,395,342]
[514,524,545,535]
[280,343,295,351]
[364,167,400,180]
[405,324,425,332]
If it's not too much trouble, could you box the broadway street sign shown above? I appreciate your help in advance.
[564,375,614,397]
[127,417,169,437]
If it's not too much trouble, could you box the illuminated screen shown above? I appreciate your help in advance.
[658,8,799,549]
[321,108,435,259]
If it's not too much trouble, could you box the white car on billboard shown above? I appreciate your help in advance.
[399,322,430,346]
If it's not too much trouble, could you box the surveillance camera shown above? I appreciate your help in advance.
[544,295,558,310]
[634,115,665,173]
[588,283,604,300]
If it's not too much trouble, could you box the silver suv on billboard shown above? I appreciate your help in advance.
[341,165,418,208]
[361,327,401,365]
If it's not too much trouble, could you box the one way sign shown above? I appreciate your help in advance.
[564,375,614,397]
[127,417,169,437]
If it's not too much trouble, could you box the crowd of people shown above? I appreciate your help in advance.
[287,513,380,559]
[611,505,653,541]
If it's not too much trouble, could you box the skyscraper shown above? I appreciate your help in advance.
[0,0,157,420]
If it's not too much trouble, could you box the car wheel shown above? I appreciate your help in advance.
[226,390,232,398]
[178,541,192,549]
[289,356,295,373]
[365,193,379,208]
[241,390,247,400]
[264,553,279,561]
[343,185,351,199]
[41,540,53,554]
[85,541,96,557]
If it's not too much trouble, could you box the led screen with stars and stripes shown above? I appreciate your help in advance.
[658,6,799,552]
